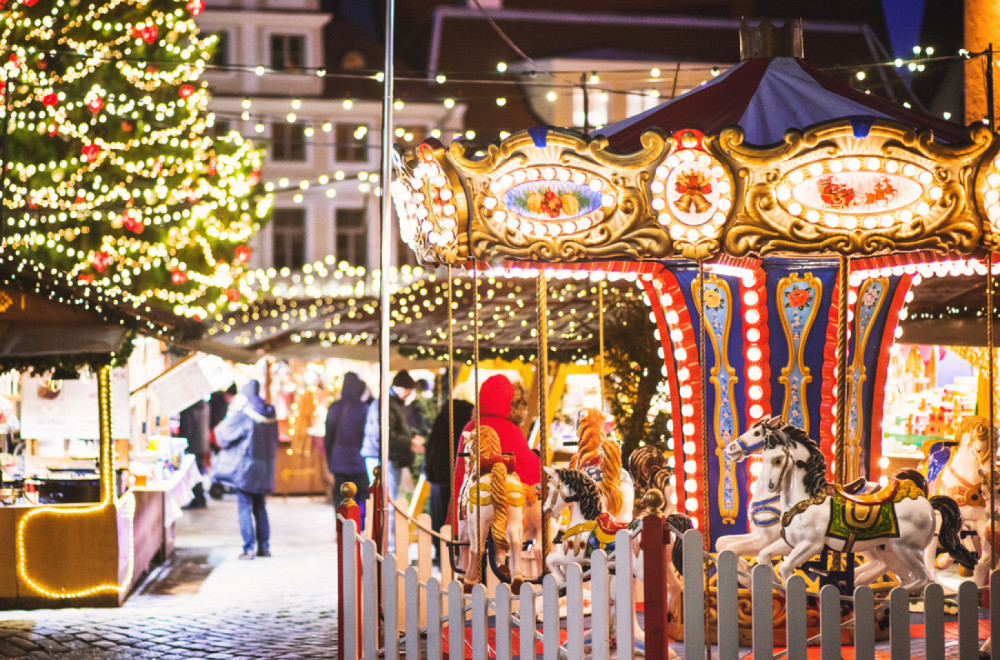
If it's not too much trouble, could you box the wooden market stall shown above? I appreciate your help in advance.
[0,257,206,608]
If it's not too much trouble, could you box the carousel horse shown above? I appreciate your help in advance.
[568,408,635,522]
[752,421,976,591]
[456,426,538,586]
[926,415,998,585]
[542,466,687,655]
[628,445,676,515]
[720,415,791,559]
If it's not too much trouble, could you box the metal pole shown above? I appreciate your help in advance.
[377,0,395,556]
[836,255,849,484]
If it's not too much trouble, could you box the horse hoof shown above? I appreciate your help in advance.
[497,565,512,581]
[463,582,476,594]
[511,577,525,595]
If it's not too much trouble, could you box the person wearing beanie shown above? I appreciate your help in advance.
[450,374,540,525]
[360,370,424,502]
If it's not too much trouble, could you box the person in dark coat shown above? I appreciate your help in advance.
[424,381,473,533]
[176,399,209,508]
[324,372,370,522]
[213,380,280,560]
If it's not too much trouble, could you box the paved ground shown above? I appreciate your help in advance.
[0,493,340,658]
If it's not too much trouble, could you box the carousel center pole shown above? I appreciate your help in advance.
[377,0,395,557]
[537,271,550,570]
[835,254,850,484]
[598,281,605,406]
[474,263,483,584]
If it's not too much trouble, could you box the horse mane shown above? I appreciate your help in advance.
[628,444,664,489]
[956,415,990,462]
[570,408,605,470]
[893,468,928,495]
[556,468,602,521]
[764,425,828,498]
[599,438,624,517]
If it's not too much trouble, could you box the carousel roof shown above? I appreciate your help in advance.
[596,56,970,151]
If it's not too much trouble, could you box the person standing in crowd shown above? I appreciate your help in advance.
[360,370,424,500]
[213,380,280,560]
[176,399,209,508]
[424,380,473,533]
[324,372,371,524]
[451,374,540,524]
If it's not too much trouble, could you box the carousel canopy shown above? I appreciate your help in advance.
[596,56,970,151]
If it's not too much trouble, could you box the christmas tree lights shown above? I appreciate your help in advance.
[0,0,271,319]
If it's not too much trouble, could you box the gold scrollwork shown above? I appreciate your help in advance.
[450,128,678,262]
[720,120,989,257]
[693,275,740,524]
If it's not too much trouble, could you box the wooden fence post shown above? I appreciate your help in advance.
[336,485,362,660]
[642,514,670,660]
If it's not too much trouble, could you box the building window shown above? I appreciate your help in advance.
[571,88,609,129]
[272,122,306,161]
[335,124,369,163]
[211,118,232,138]
[210,31,230,68]
[394,125,428,146]
[272,209,307,270]
[270,34,305,72]
[624,89,662,119]
[335,208,368,270]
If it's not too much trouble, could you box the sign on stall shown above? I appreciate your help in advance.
[21,368,130,442]
[148,355,234,416]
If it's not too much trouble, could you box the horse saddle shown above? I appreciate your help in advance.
[596,512,630,535]
[834,478,899,506]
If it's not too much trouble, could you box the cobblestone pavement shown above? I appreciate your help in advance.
[0,494,341,659]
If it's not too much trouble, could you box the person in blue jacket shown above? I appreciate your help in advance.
[213,380,280,560]
[324,372,371,524]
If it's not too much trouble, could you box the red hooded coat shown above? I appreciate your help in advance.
[450,374,540,524]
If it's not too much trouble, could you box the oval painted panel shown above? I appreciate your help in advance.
[502,180,605,221]
[790,170,923,215]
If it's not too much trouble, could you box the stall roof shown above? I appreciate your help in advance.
[0,255,204,372]
[207,271,643,362]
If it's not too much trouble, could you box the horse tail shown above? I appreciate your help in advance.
[893,468,928,496]
[599,438,624,518]
[930,495,978,570]
[490,461,510,552]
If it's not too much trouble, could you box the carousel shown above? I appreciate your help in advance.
[336,20,1000,660]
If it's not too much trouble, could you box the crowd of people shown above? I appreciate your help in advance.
[170,365,539,562]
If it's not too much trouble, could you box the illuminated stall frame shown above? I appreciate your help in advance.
[393,113,1000,539]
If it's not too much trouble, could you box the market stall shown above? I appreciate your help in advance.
[0,256,210,608]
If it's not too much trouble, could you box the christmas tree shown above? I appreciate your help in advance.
[0,0,271,320]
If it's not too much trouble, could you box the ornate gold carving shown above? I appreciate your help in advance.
[451,129,679,262]
[720,120,989,256]
[392,142,469,265]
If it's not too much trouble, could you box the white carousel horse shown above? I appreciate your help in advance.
[456,426,538,586]
[720,415,791,559]
[927,415,998,585]
[543,465,687,655]
[752,422,976,592]
[569,408,635,523]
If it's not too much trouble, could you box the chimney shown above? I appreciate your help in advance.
[739,18,804,60]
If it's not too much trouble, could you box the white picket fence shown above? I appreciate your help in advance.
[338,515,1000,659]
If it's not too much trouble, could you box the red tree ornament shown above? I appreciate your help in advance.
[171,268,188,285]
[91,251,111,273]
[134,24,158,44]
[225,288,240,302]
[81,143,100,162]
[234,245,251,263]
[179,84,194,99]
[42,93,58,107]
[87,96,104,114]
[21,0,38,6]
[78,274,94,284]
[186,0,204,15]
